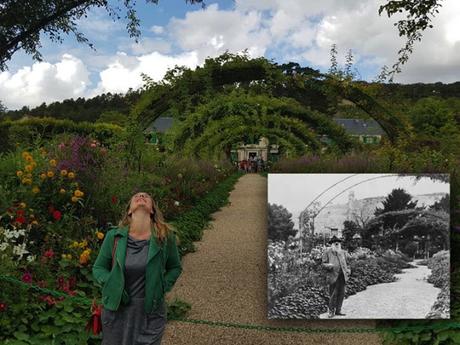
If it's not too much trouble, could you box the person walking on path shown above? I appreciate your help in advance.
[322,236,351,318]
[92,192,182,345]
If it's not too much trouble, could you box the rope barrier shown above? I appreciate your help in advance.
[1,274,459,335]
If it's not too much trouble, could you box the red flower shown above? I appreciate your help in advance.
[44,249,54,259]
[52,210,62,221]
[15,216,26,224]
[16,209,25,216]
[111,196,118,204]
[68,276,77,289]
[22,272,32,284]
[0,302,7,312]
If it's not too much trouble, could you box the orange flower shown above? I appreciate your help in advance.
[25,155,34,163]
[40,173,47,180]
[74,190,84,198]
[32,186,40,194]
[16,170,23,177]
[19,202,26,209]
[60,169,68,176]
[47,171,54,178]
[49,159,57,167]
[96,231,104,240]
[71,196,79,203]
[68,172,75,179]
[25,165,33,172]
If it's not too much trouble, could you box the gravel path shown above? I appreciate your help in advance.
[163,174,382,345]
[319,261,440,319]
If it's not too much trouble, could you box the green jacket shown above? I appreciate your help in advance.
[92,226,182,313]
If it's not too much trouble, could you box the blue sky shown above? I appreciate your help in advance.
[2,0,460,109]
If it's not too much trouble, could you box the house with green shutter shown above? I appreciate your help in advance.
[334,118,385,144]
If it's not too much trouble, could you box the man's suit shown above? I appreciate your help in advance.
[322,247,350,315]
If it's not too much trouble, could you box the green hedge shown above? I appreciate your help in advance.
[172,171,243,255]
[0,117,124,152]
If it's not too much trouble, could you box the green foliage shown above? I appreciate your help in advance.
[268,204,297,242]
[172,172,242,255]
[0,117,123,153]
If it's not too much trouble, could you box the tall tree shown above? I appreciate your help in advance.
[268,203,297,242]
[0,0,203,71]
[375,188,418,216]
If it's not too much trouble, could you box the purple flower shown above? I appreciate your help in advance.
[22,271,32,284]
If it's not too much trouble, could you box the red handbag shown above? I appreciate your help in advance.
[86,236,119,335]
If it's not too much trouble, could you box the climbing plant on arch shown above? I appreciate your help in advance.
[129,52,408,158]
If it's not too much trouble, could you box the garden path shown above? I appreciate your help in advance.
[319,261,440,319]
[163,173,381,345]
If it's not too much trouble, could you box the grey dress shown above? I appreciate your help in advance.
[101,235,167,345]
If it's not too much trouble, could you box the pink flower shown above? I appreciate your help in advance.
[52,210,62,221]
[0,302,7,312]
[44,249,54,259]
[22,272,32,284]
[111,196,118,205]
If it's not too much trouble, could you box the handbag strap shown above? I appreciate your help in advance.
[111,236,119,268]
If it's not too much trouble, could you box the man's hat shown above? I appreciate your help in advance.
[328,235,343,244]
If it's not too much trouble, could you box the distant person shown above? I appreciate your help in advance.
[322,236,351,318]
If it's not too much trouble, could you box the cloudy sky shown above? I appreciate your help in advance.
[1,0,460,110]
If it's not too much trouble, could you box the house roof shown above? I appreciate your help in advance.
[145,117,174,133]
[334,118,385,136]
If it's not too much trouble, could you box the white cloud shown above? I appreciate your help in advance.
[150,25,164,34]
[168,4,271,60]
[0,54,90,109]
[92,51,199,95]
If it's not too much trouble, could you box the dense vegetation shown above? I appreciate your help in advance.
[0,52,459,344]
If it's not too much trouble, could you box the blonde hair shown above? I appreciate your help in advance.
[118,193,172,242]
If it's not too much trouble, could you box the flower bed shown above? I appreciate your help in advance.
[0,134,238,344]
[426,250,450,319]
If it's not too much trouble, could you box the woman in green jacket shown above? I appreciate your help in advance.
[92,192,182,345]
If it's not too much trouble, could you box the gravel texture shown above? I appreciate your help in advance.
[163,174,382,345]
[319,261,441,319]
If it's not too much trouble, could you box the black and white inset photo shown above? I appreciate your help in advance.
[267,173,450,319]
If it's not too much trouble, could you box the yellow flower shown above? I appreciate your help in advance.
[32,186,40,194]
[31,162,37,168]
[96,231,105,240]
[74,190,84,198]
[25,173,32,178]
[16,170,23,177]
[68,172,75,179]
[79,252,89,265]
[79,240,88,248]
[59,188,66,194]
[25,164,33,172]
[40,173,47,180]
[19,202,26,209]
[21,152,30,159]
[60,169,68,176]
[71,241,79,248]
[22,178,32,185]
[67,254,72,260]
[71,196,79,203]
[49,159,57,167]
[25,155,34,163]
[47,171,54,178]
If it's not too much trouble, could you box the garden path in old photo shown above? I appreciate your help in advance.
[163,174,382,345]
[319,261,441,319]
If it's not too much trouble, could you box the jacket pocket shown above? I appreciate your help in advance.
[101,308,117,327]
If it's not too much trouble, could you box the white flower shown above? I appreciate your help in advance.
[174,201,180,206]
[0,243,8,251]
[27,255,36,262]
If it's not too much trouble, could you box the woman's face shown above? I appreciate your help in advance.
[129,192,154,217]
